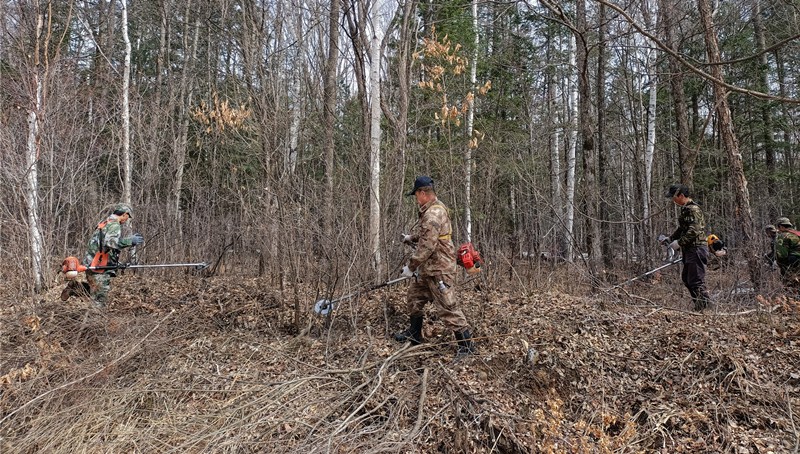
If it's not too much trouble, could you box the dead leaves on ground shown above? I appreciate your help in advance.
[0,276,798,453]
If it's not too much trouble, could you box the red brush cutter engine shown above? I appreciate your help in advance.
[61,256,87,280]
[456,242,483,274]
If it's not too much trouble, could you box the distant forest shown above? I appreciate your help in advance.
[1,0,797,294]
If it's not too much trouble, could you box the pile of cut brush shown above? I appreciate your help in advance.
[1,272,798,453]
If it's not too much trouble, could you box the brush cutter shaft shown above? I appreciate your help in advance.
[614,258,681,288]
[329,275,412,304]
[90,262,208,271]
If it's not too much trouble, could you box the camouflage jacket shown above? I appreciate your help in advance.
[775,230,800,271]
[669,201,707,248]
[83,215,134,267]
[408,197,457,277]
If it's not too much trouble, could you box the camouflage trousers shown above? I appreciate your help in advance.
[87,272,114,306]
[406,273,469,332]
[781,267,800,294]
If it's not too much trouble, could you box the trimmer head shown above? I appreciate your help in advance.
[314,299,336,316]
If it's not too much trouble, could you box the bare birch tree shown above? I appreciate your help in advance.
[121,0,132,205]
[565,34,578,262]
[25,6,47,292]
[463,0,478,243]
[368,0,390,273]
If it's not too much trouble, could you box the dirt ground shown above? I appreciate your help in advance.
[1,264,799,453]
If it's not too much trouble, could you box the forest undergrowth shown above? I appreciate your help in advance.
[1,261,798,453]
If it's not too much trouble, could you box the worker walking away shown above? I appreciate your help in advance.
[662,184,711,311]
[775,217,800,294]
[62,203,144,308]
[395,176,476,357]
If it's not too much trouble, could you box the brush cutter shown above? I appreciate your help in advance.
[314,275,413,315]
[61,256,208,280]
[613,257,681,289]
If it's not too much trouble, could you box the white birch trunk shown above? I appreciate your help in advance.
[121,0,132,204]
[368,0,386,272]
[286,2,307,176]
[565,34,578,262]
[26,12,45,292]
[463,0,478,243]
[643,66,657,229]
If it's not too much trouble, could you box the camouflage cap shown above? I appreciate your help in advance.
[764,224,777,232]
[776,217,794,228]
[113,203,134,219]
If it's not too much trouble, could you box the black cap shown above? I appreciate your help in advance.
[665,184,689,198]
[406,176,434,196]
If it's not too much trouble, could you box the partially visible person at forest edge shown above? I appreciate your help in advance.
[775,217,800,294]
[663,184,711,311]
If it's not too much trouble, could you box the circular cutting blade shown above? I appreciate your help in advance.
[314,299,335,315]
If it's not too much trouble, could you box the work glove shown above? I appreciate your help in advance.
[657,234,670,246]
[714,249,727,257]
[127,233,144,247]
[669,240,680,251]
[401,233,414,245]
[400,265,415,278]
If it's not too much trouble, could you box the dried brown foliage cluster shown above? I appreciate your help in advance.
[1,269,799,453]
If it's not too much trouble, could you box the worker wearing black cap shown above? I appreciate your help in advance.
[395,176,476,356]
[663,184,711,311]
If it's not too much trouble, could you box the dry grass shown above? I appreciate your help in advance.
[1,263,799,453]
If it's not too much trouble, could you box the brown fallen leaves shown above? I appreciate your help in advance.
[1,272,798,453]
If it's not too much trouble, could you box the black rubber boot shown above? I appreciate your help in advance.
[454,329,476,356]
[691,287,709,311]
[394,315,423,345]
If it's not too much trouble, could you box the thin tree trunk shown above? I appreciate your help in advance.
[546,52,564,258]
[566,34,578,262]
[26,9,46,292]
[774,50,796,211]
[121,0,132,204]
[596,3,611,267]
[644,67,657,230]
[381,0,415,203]
[660,0,694,186]
[287,4,305,176]
[323,0,340,241]
[753,0,776,204]
[697,0,759,288]
[368,0,386,273]
[642,0,658,241]
[173,8,200,246]
[576,0,600,272]
[463,0,478,243]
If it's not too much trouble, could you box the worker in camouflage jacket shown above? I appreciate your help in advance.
[775,217,800,293]
[663,184,711,311]
[395,176,475,356]
[81,203,143,307]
